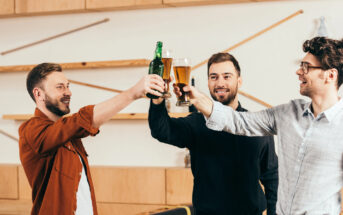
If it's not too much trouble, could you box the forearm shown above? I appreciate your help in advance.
[93,88,135,128]
[192,92,213,118]
[206,101,276,136]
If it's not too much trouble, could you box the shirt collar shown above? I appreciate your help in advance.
[302,102,312,116]
[34,108,50,120]
[302,98,343,122]
[322,98,343,122]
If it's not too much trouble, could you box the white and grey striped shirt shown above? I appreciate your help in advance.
[206,99,343,215]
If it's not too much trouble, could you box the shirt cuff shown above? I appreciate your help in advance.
[77,105,99,136]
[205,101,226,131]
[150,99,166,110]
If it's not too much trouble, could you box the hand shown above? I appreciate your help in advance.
[129,74,164,100]
[152,76,174,105]
[183,85,213,118]
[172,83,182,98]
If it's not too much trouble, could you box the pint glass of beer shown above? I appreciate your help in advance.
[173,58,191,106]
[162,49,173,98]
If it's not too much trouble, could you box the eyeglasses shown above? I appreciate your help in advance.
[299,62,323,74]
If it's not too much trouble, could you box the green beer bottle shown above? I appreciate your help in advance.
[147,41,164,99]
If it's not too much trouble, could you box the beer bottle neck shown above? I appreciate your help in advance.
[154,46,162,59]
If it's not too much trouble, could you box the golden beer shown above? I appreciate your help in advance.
[174,66,191,106]
[162,57,173,98]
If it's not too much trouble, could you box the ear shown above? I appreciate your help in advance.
[33,87,44,102]
[326,68,338,85]
[237,76,242,89]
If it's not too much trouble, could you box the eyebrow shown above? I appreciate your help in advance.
[56,82,69,86]
[209,72,233,76]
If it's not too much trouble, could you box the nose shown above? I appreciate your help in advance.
[64,87,72,97]
[296,68,303,76]
[216,76,226,87]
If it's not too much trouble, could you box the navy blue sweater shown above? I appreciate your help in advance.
[148,100,278,215]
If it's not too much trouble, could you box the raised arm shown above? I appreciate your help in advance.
[148,98,195,149]
[185,85,277,136]
[92,74,164,128]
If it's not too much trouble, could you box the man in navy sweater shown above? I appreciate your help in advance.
[148,53,278,215]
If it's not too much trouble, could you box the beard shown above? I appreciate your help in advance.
[210,85,238,105]
[44,94,70,117]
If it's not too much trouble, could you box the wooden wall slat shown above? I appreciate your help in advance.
[18,166,31,200]
[0,59,150,73]
[15,0,85,14]
[166,168,193,205]
[2,113,190,121]
[0,0,15,15]
[0,165,18,199]
[91,167,166,204]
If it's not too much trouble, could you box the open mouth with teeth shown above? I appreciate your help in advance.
[61,98,70,106]
[214,89,229,96]
[300,80,307,87]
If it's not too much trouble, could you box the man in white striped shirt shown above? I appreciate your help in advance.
[182,37,343,214]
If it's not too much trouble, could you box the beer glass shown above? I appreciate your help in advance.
[173,58,191,106]
[162,49,173,98]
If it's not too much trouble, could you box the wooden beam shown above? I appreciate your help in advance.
[1,18,109,55]
[191,9,304,71]
[0,129,19,142]
[2,113,190,121]
[0,59,150,73]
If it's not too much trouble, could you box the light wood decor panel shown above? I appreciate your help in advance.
[0,0,15,15]
[91,166,166,204]
[0,165,18,199]
[166,168,193,205]
[18,166,31,200]
[0,199,32,215]
[15,0,85,14]
[86,0,162,10]
[163,0,252,7]
[97,202,164,215]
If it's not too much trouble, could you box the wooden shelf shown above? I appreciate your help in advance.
[0,59,150,73]
[2,112,190,121]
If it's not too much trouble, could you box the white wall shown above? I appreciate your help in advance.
[0,0,342,166]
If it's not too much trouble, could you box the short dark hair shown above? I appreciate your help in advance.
[26,63,62,102]
[207,52,241,77]
[303,37,343,88]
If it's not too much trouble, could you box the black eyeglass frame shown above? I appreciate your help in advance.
[300,62,323,74]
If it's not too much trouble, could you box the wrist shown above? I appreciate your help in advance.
[152,98,164,105]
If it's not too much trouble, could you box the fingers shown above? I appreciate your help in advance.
[146,75,164,94]
[172,83,182,97]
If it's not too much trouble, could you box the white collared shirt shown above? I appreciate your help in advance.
[75,155,93,215]
[206,99,343,215]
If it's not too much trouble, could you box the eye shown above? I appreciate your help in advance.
[210,75,217,80]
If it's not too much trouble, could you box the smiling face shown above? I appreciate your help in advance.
[38,72,72,116]
[296,53,326,98]
[208,61,242,105]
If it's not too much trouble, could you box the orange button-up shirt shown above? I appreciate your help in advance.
[19,105,99,215]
